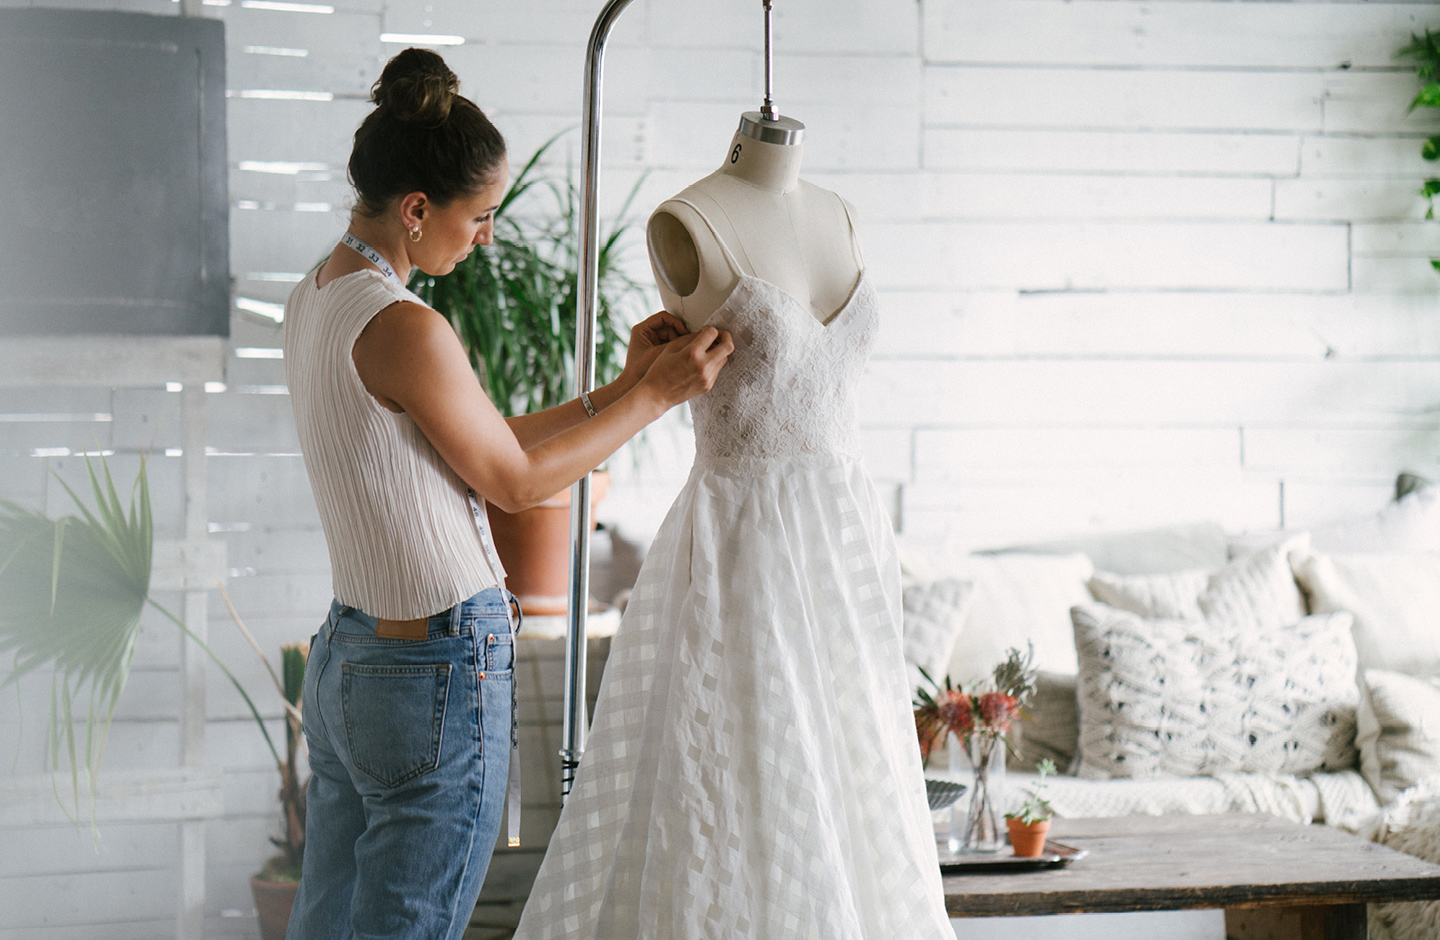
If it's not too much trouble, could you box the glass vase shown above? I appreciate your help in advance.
[963,734,1006,852]
[946,732,964,854]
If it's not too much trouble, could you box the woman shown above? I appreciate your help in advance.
[282,48,732,940]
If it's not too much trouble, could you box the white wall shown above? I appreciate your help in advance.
[1,0,1438,936]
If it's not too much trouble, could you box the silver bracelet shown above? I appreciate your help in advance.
[579,390,598,418]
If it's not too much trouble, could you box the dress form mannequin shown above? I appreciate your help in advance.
[647,112,864,332]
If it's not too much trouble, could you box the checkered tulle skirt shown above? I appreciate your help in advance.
[513,453,953,939]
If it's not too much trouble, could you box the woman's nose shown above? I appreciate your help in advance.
[475,224,493,246]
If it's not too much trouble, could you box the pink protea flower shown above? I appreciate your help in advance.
[977,691,1020,734]
[937,689,974,739]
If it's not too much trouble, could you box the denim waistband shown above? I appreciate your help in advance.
[329,586,517,639]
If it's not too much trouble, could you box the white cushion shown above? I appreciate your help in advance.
[1198,533,1310,634]
[901,550,1094,684]
[1357,669,1440,803]
[1088,569,1210,621]
[1293,552,1440,676]
[1086,534,1309,632]
[1072,602,1359,779]
[901,578,974,693]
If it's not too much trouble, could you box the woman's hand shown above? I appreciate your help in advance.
[616,312,689,391]
[636,326,734,409]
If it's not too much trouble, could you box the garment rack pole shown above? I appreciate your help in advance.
[563,0,637,801]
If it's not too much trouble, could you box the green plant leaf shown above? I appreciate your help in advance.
[1425,137,1440,161]
[1411,82,1440,112]
[1431,259,1440,273]
[0,457,152,828]
[1422,179,1440,199]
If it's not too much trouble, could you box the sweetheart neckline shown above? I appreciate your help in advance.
[700,270,870,333]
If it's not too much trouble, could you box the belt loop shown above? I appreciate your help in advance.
[507,591,522,635]
[449,599,461,637]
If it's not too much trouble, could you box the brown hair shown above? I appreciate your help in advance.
[348,48,506,217]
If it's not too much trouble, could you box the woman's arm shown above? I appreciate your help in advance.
[502,311,688,450]
[352,301,730,513]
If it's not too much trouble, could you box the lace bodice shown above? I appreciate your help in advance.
[691,273,877,471]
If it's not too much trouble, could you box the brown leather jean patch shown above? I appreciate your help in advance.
[374,616,429,640]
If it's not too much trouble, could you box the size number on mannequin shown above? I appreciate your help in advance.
[730,143,742,164]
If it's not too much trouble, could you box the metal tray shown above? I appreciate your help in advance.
[937,839,1088,874]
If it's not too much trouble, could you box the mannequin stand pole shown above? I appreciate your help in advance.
[562,0,636,802]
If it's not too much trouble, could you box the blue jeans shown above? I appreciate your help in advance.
[287,588,518,940]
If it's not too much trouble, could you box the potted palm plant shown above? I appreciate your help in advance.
[0,457,309,935]
[410,134,650,615]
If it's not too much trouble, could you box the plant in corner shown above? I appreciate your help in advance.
[0,456,281,830]
[1004,758,1057,857]
[1396,28,1440,273]
[0,456,309,938]
[409,133,652,614]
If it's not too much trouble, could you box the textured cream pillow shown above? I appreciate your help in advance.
[1088,569,1210,620]
[1072,603,1359,779]
[1293,552,1440,676]
[1085,534,1309,631]
[1197,533,1310,634]
[1357,669,1440,803]
[901,551,1094,685]
[901,578,974,693]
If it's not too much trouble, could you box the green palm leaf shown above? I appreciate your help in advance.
[0,455,151,822]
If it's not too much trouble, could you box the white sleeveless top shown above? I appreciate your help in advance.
[284,268,505,620]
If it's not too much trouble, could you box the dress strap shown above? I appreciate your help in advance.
[836,195,865,272]
[667,197,745,280]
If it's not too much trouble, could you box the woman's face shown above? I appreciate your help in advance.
[412,160,510,276]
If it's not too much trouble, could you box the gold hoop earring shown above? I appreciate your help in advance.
[409,226,422,243]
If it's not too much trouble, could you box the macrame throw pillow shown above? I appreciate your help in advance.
[1072,602,1359,779]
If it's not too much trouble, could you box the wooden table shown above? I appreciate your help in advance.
[942,814,1440,939]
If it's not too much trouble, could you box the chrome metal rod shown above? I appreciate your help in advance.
[762,0,778,121]
[562,0,636,802]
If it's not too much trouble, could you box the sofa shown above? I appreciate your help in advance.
[897,473,1440,939]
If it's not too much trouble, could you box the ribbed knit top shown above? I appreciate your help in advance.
[285,268,504,620]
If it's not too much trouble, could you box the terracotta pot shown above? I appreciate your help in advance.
[1006,817,1052,858]
[486,471,610,616]
[250,876,298,940]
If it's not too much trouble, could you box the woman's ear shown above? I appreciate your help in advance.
[397,192,430,230]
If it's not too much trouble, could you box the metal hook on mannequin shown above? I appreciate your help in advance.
[761,0,778,122]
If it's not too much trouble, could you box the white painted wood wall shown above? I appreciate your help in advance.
[1,0,1438,936]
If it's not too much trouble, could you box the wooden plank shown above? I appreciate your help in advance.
[1355,221,1440,256]
[1275,179,1429,222]
[899,471,1281,550]
[870,290,1440,359]
[1324,73,1440,135]
[650,0,918,55]
[924,67,1325,132]
[914,427,1242,477]
[1301,135,1437,179]
[861,360,1440,427]
[0,821,177,878]
[818,172,1274,222]
[864,221,1348,291]
[0,768,222,828]
[858,428,913,483]
[1353,256,1440,293]
[0,868,178,929]
[943,814,1440,917]
[1244,426,1440,474]
[444,43,648,118]
[923,1,1431,69]
[1283,479,1406,532]
[381,0,631,49]
[205,454,319,525]
[225,97,372,166]
[923,128,1300,176]
[0,337,223,388]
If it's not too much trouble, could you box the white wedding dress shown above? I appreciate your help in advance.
[513,213,953,940]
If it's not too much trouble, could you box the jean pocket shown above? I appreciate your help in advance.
[341,663,452,787]
[483,629,514,677]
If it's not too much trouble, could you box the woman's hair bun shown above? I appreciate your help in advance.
[370,47,460,126]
